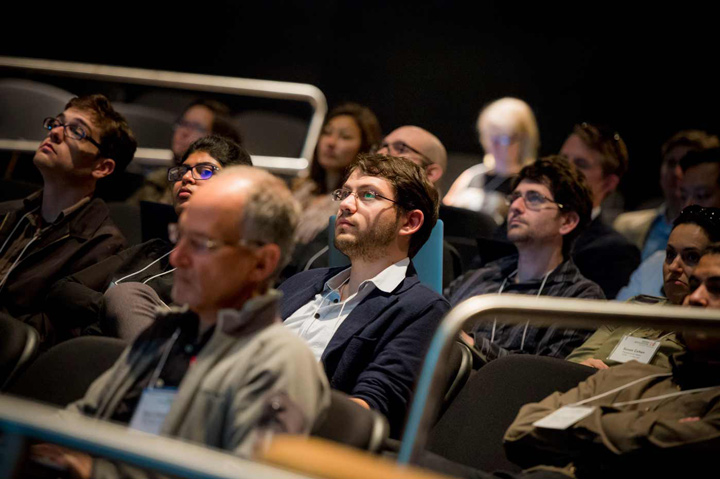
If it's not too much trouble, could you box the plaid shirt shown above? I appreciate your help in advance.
[445,255,605,362]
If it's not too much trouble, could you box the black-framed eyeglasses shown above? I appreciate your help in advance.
[167,164,220,182]
[42,117,103,151]
[374,141,433,167]
[173,120,210,135]
[173,230,265,254]
[505,190,564,210]
[332,188,400,206]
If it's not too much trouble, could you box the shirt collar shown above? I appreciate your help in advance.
[591,206,602,221]
[323,257,411,295]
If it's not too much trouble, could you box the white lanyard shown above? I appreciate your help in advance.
[112,248,176,287]
[148,328,181,389]
[570,371,720,408]
[491,269,551,350]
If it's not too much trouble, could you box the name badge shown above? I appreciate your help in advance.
[607,335,661,364]
[533,405,595,430]
[129,387,177,435]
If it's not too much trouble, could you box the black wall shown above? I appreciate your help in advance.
[4,1,719,208]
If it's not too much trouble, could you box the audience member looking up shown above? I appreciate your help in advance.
[130,99,243,205]
[504,245,720,479]
[45,136,252,342]
[0,94,136,346]
[679,147,720,209]
[569,205,720,369]
[614,130,719,260]
[32,166,329,478]
[444,97,539,224]
[559,122,640,298]
[375,125,447,187]
[445,156,603,364]
[279,153,449,437]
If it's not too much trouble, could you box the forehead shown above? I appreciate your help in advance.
[326,115,360,131]
[385,127,424,145]
[343,169,394,195]
[181,189,243,237]
[182,105,214,125]
[682,163,720,187]
[514,179,553,197]
[560,134,603,165]
[60,108,98,134]
[183,151,222,169]
[668,223,709,247]
[694,254,720,278]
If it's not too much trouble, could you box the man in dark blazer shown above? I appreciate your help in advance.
[279,153,449,437]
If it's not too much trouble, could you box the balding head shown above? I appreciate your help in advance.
[377,126,447,185]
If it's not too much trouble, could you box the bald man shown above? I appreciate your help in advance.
[376,126,447,185]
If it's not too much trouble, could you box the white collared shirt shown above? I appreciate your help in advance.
[284,258,410,361]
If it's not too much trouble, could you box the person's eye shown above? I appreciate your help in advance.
[68,124,87,138]
[573,159,590,170]
[666,248,677,263]
[706,278,720,296]
[684,252,701,266]
[526,192,543,205]
[360,190,376,200]
[196,165,215,179]
[688,277,701,292]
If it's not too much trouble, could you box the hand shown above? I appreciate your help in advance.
[349,397,370,409]
[579,358,609,370]
[31,443,93,479]
[459,330,475,347]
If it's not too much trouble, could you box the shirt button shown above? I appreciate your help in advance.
[333,299,339,303]
[314,313,320,319]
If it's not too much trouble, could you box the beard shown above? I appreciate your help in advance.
[335,214,400,262]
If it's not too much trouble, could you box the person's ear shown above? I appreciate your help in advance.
[558,210,580,236]
[398,209,424,238]
[248,243,281,284]
[425,164,443,184]
[92,157,116,180]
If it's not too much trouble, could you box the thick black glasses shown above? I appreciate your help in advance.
[42,117,103,151]
[167,164,220,182]
[506,190,564,210]
[332,188,400,206]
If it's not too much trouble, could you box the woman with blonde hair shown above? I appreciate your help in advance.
[444,97,539,223]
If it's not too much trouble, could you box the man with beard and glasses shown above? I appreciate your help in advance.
[279,153,449,437]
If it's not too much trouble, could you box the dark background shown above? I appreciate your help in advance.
[3,1,719,209]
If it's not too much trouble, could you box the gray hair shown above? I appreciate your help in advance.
[232,167,300,281]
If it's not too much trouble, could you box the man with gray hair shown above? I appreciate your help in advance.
[32,166,330,478]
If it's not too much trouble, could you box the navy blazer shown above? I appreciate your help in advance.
[279,264,450,436]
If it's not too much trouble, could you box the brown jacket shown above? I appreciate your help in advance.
[504,354,720,478]
[0,191,126,345]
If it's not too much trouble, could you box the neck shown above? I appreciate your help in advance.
[516,242,564,283]
[666,200,682,222]
[345,254,404,298]
[198,313,215,335]
[40,177,95,223]
[494,160,522,177]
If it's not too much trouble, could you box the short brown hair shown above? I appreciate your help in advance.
[65,94,137,173]
[661,130,719,166]
[513,155,593,258]
[571,122,628,179]
[345,153,439,257]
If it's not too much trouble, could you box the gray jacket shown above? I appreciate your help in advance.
[69,291,330,478]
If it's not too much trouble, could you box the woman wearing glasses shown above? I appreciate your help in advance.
[443,97,539,224]
[567,205,720,369]
[45,136,251,342]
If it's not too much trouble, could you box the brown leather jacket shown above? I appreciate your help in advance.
[0,191,126,346]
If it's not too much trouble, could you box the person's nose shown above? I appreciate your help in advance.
[170,239,190,269]
[338,192,358,214]
[181,168,196,185]
[667,255,684,275]
[48,123,64,143]
[686,284,709,307]
[509,194,526,214]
